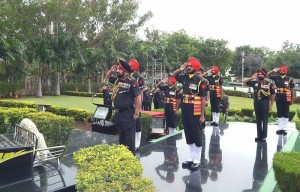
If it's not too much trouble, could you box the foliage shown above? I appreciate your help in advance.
[74,144,157,192]
[62,91,102,98]
[293,96,300,104]
[241,108,254,117]
[48,105,93,122]
[273,152,300,192]
[0,108,74,147]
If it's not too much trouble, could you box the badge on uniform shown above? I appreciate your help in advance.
[118,82,131,89]
[169,91,175,95]
[263,85,269,89]
[189,83,197,90]
[255,83,258,87]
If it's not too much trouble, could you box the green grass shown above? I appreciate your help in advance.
[3,95,300,113]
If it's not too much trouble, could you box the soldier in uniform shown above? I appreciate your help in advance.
[243,68,275,142]
[171,57,207,170]
[103,59,141,154]
[156,76,180,134]
[128,59,145,152]
[143,87,153,111]
[203,66,223,126]
[267,65,295,135]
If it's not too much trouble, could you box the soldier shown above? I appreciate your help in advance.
[143,87,153,111]
[128,59,145,152]
[156,76,180,134]
[171,57,207,170]
[267,65,295,135]
[243,68,275,142]
[103,59,141,154]
[203,66,223,126]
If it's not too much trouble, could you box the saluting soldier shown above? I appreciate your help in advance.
[128,59,145,152]
[156,76,180,134]
[203,66,223,126]
[243,69,275,142]
[267,65,295,135]
[171,57,207,170]
[143,87,153,111]
[103,59,141,154]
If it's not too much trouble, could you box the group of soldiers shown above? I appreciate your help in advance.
[101,57,294,171]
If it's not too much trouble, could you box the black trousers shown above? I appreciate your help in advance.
[164,103,177,128]
[115,109,136,154]
[181,103,203,147]
[144,100,152,111]
[210,91,220,113]
[275,94,290,118]
[254,99,269,139]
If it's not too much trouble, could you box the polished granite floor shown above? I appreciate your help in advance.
[139,122,296,192]
[0,121,296,192]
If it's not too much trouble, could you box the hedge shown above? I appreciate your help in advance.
[74,144,157,192]
[273,152,300,192]
[0,107,74,147]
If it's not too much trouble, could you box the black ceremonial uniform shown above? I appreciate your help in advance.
[159,84,179,132]
[102,89,112,107]
[269,75,295,118]
[206,75,223,114]
[143,90,153,111]
[175,73,207,147]
[246,80,275,140]
[131,72,145,133]
[109,75,140,154]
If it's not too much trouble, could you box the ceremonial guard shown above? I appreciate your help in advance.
[143,87,153,111]
[103,60,141,154]
[203,66,223,126]
[156,76,180,134]
[171,57,207,170]
[128,59,145,152]
[267,65,295,135]
[243,69,275,142]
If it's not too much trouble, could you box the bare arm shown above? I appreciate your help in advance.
[170,62,188,77]
[243,73,257,84]
[267,68,279,77]
[104,65,117,82]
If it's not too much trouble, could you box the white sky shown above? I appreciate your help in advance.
[138,0,300,51]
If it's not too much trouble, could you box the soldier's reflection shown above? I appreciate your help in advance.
[277,134,287,152]
[200,130,209,184]
[155,137,179,183]
[182,169,202,192]
[208,126,222,181]
[252,142,268,191]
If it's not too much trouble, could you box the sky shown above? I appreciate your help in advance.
[138,0,300,51]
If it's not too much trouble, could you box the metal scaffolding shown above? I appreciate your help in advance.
[144,59,165,88]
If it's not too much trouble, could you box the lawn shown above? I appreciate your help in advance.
[3,95,300,113]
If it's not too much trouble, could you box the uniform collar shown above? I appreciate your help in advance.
[188,74,195,79]
[280,75,286,79]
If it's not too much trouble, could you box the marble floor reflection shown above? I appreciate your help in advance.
[139,122,296,192]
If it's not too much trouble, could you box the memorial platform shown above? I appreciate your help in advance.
[0,121,297,192]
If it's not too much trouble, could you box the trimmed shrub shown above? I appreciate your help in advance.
[62,91,103,98]
[241,108,254,117]
[289,110,296,121]
[0,107,74,147]
[273,152,300,192]
[269,111,277,118]
[74,144,157,192]
[48,105,93,122]
[296,120,300,132]
[293,96,300,104]
[0,100,36,109]
[228,108,241,116]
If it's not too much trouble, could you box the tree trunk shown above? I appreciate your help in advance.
[55,71,60,96]
[36,76,43,97]
[88,78,91,93]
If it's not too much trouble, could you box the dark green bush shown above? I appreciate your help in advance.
[48,105,93,121]
[296,120,300,132]
[224,90,253,98]
[0,107,74,147]
[74,144,157,192]
[228,108,241,116]
[241,108,254,117]
[269,111,277,118]
[273,152,300,192]
[289,110,296,121]
[0,100,36,108]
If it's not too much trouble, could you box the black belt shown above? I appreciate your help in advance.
[117,106,134,112]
